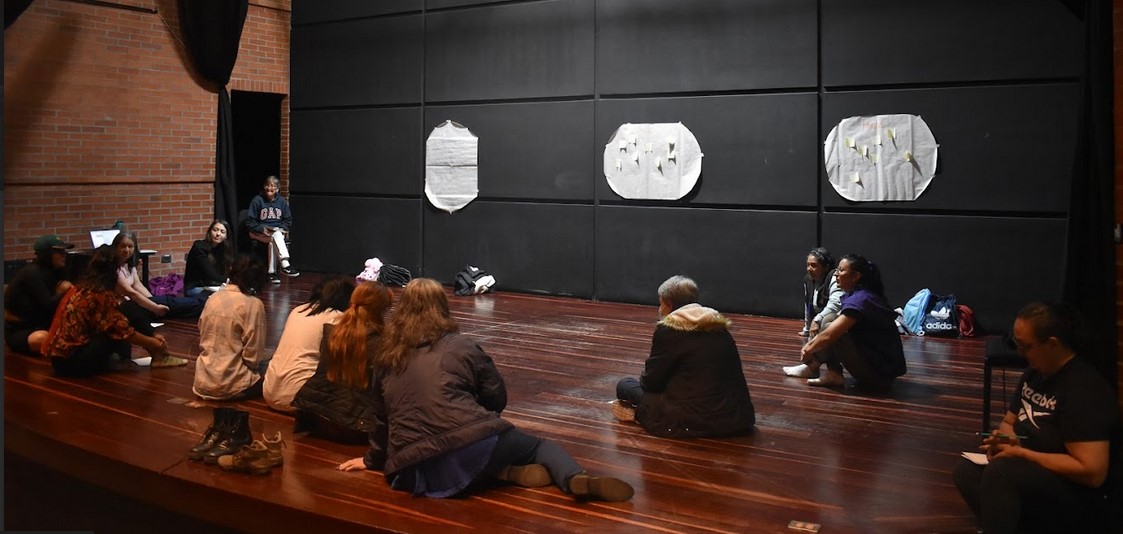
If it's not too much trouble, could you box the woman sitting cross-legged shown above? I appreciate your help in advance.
[262,275,355,412]
[786,254,905,390]
[292,282,394,444]
[338,278,634,502]
[42,247,184,377]
[112,231,205,324]
[193,255,269,400]
[184,219,232,297]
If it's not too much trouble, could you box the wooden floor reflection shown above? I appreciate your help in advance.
[5,273,994,533]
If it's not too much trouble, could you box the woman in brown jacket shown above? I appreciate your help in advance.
[339,278,633,502]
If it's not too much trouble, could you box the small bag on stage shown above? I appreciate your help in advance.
[901,288,932,335]
[921,293,960,337]
[378,263,412,287]
[453,265,495,296]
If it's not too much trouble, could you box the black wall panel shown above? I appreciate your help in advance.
[823,213,1066,332]
[426,0,507,9]
[292,0,421,25]
[287,0,1087,325]
[423,202,595,297]
[424,0,595,102]
[597,0,818,94]
[291,108,421,196]
[595,206,816,316]
[822,0,1082,87]
[289,196,422,275]
[596,94,819,206]
[291,16,423,108]
[821,84,1079,212]
[424,101,595,201]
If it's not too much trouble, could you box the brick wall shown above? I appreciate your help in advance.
[3,0,290,275]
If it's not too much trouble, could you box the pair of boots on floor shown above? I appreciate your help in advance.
[189,407,283,475]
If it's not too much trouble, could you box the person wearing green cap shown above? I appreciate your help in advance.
[4,234,75,354]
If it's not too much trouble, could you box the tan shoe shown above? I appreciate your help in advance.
[611,400,636,422]
[150,355,188,368]
[217,441,273,475]
[496,464,551,487]
[262,431,284,467]
[217,433,283,475]
[568,473,634,502]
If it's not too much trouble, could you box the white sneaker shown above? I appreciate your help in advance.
[808,369,844,387]
[782,363,818,378]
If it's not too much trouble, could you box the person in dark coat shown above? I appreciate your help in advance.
[339,278,634,502]
[613,275,756,438]
[4,234,75,354]
[293,281,393,444]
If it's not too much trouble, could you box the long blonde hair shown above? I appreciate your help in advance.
[376,278,458,374]
[325,282,393,389]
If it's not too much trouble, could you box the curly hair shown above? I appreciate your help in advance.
[376,278,458,374]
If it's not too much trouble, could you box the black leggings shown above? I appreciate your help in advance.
[478,427,584,492]
[953,456,1112,534]
[51,336,131,377]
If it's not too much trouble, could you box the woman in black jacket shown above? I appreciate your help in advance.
[184,220,232,297]
[339,278,633,502]
[293,281,393,443]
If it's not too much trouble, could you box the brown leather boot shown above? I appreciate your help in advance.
[568,473,634,502]
[217,432,284,475]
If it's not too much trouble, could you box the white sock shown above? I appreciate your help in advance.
[281,258,290,268]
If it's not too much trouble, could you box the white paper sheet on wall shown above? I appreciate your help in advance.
[602,122,703,200]
[425,120,478,213]
[823,114,938,202]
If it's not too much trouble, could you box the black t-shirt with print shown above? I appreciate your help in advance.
[1008,356,1122,492]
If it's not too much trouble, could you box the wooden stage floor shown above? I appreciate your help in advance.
[4,273,998,533]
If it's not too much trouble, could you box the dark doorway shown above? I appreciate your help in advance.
[231,91,284,210]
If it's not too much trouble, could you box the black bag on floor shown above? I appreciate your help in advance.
[378,264,412,287]
[453,265,495,296]
[921,293,960,337]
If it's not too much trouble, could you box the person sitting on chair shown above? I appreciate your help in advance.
[612,275,756,438]
[953,302,1122,534]
[246,175,299,283]
[4,234,74,355]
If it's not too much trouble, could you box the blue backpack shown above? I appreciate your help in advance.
[901,288,931,335]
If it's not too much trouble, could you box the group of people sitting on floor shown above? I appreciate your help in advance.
[5,222,1120,525]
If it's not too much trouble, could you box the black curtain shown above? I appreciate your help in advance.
[1062,0,1117,389]
[177,0,248,251]
[4,0,35,29]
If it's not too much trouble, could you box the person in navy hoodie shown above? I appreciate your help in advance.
[246,175,299,282]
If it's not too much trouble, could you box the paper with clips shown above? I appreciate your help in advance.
[603,122,703,200]
[824,114,938,202]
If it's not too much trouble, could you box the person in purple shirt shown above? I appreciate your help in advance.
[786,254,906,390]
